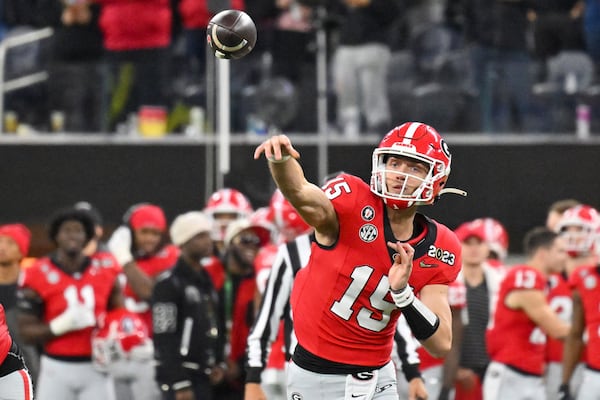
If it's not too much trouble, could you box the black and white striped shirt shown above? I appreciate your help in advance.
[245,233,421,383]
[246,234,312,383]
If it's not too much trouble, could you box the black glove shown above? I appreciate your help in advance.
[558,383,574,400]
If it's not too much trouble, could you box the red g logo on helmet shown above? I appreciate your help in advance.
[370,122,453,209]
[203,188,253,242]
[268,189,311,242]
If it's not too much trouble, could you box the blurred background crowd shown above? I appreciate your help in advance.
[1,0,600,136]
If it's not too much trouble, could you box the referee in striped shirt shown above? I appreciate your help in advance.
[244,234,427,400]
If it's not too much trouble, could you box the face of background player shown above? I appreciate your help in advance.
[182,231,214,262]
[134,227,163,256]
[230,229,262,272]
[56,220,88,257]
[544,236,569,274]
[384,155,430,197]
[461,236,490,267]
[0,236,21,266]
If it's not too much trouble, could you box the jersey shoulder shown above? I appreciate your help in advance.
[18,256,52,289]
[416,217,462,285]
[323,173,375,217]
[503,265,546,291]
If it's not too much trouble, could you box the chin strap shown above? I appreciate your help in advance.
[439,187,468,197]
[425,187,468,206]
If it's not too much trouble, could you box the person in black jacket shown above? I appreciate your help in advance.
[152,211,226,400]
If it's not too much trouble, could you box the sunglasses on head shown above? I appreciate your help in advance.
[236,234,261,246]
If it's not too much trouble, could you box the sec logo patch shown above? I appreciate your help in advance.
[359,224,378,242]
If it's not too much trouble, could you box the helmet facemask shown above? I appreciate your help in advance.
[371,148,448,208]
[559,226,596,257]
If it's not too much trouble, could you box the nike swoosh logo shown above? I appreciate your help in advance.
[419,261,438,268]
[375,383,393,393]
[351,395,365,399]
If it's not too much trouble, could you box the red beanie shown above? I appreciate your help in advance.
[129,205,167,231]
[0,223,31,258]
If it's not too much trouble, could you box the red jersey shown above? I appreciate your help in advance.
[291,174,461,367]
[569,265,600,369]
[204,255,226,290]
[486,265,547,375]
[418,278,467,369]
[254,244,286,369]
[124,244,179,329]
[546,272,573,362]
[19,253,120,357]
[0,304,12,365]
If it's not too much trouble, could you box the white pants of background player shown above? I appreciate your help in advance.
[36,355,116,400]
[287,360,397,400]
[576,368,600,400]
[261,367,286,400]
[545,362,584,400]
[483,361,545,400]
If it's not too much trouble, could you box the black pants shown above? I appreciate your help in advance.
[162,376,213,400]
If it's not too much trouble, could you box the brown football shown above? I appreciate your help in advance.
[207,10,257,60]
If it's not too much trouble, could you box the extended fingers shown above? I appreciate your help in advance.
[253,135,300,161]
[387,241,414,264]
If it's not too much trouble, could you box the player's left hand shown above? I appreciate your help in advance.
[387,241,414,291]
[253,134,301,163]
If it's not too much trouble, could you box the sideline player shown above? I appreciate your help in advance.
[253,122,465,399]
[17,207,122,400]
[0,303,33,400]
[546,205,600,400]
[558,205,600,400]
[483,227,571,400]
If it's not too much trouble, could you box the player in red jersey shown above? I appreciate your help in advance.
[439,219,506,400]
[0,303,33,400]
[558,205,600,400]
[107,203,179,400]
[562,261,600,400]
[204,188,254,254]
[254,122,465,399]
[16,207,122,400]
[483,227,571,400]
[545,205,600,400]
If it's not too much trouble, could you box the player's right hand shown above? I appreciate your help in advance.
[253,134,301,163]
[49,302,96,336]
[244,383,267,400]
[107,225,134,266]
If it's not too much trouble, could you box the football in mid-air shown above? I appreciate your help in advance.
[207,10,257,60]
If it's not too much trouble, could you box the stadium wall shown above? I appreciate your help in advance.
[1,135,597,256]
